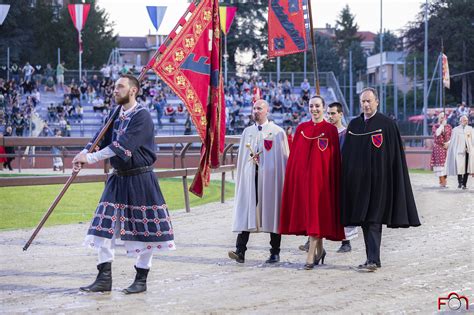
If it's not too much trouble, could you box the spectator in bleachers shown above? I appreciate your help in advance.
[22,62,35,82]
[272,94,284,113]
[32,90,41,106]
[45,75,56,92]
[44,63,54,82]
[225,91,233,107]
[10,63,20,83]
[12,112,26,136]
[242,90,252,107]
[51,129,63,171]
[283,111,292,126]
[92,95,105,113]
[70,83,81,101]
[65,120,72,137]
[86,85,96,103]
[100,64,111,81]
[111,63,120,80]
[300,78,310,103]
[283,80,292,97]
[56,62,66,90]
[120,64,129,75]
[235,114,245,134]
[230,101,240,120]
[90,74,100,92]
[58,116,67,135]
[46,103,56,122]
[39,123,52,137]
[76,104,84,123]
[79,81,88,101]
[21,79,35,94]
[283,96,293,113]
[164,103,176,122]
[2,126,14,171]
[176,103,186,116]
[184,114,192,135]
[153,96,164,127]
[291,111,300,126]
[100,109,109,124]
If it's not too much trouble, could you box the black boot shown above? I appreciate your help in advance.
[80,262,112,292]
[123,266,149,294]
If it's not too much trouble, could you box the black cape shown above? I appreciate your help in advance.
[341,112,421,228]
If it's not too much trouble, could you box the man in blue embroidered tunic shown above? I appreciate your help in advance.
[72,75,175,294]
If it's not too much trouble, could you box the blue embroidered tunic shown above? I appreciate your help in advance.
[83,104,175,255]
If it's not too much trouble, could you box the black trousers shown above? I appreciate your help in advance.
[236,231,281,255]
[362,223,382,265]
[3,161,13,171]
[457,153,469,186]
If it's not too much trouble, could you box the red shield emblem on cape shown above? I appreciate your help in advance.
[317,138,328,151]
[264,139,273,151]
[371,133,383,148]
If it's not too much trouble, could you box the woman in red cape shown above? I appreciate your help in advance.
[279,95,345,269]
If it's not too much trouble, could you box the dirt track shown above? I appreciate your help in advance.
[0,173,473,314]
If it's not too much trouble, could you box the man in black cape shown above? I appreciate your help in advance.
[341,87,420,272]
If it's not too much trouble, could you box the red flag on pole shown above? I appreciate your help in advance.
[149,0,225,197]
[68,4,91,53]
[442,53,450,89]
[268,0,308,58]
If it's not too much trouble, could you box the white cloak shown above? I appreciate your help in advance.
[232,122,289,233]
[445,125,474,175]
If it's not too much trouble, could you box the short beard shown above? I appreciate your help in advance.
[115,94,130,105]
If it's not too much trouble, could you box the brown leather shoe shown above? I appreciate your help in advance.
[228,251,245,263]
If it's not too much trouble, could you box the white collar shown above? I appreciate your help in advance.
[120,102,138,116]
[364,110,377,121]
[256,120,269,128]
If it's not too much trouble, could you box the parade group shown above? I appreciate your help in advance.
[28,73,472,295]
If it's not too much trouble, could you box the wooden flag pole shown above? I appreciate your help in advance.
[23,106,121,251]
[307,0,320,95]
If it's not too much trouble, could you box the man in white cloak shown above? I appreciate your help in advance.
[228,99,289,264]
[445,115,474,189]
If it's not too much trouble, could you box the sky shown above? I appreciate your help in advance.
[97,0,426,37]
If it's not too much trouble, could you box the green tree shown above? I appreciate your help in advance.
[404,0,474,105]
[0,0,36,65]
[373,30,400,53]
[222,0,268,73]
[335,5,361,57]
[0,0,117,70]
[334,5,365,73]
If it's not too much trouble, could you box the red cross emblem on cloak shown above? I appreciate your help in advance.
[318,138,328,151]
[371,133,383,148]
[264,139,273,151]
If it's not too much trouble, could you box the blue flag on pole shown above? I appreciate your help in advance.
[146,6,167,32]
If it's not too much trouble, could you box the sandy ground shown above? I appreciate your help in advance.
[0,173,473,314]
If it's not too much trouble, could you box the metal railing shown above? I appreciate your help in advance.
[0,135,240,213]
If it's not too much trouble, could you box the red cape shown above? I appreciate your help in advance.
[279,120,345,241]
